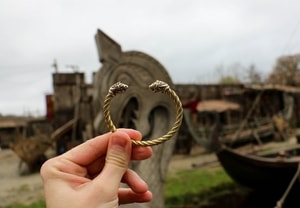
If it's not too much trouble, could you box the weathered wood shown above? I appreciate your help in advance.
[10,134,50,173]
[50,118,77,143]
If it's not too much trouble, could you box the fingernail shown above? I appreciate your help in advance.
[111,136,127,151]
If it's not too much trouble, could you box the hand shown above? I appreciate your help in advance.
[40,128,153,208]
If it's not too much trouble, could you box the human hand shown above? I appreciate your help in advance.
[40,128,153,208]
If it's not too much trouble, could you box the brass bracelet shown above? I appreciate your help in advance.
[103,80,183,146]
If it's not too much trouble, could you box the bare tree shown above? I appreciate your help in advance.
[267,54,300,85]
[246,64,262,84]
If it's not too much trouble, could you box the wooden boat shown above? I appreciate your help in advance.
[213,135,300,207]
[216,142,300,192]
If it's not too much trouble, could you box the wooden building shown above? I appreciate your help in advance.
[0,117,26,148]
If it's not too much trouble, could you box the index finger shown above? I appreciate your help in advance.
[63,129,142,166]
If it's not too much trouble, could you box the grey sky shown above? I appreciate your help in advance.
[1,0,300,116]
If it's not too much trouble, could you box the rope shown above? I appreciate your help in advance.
[275,162,300,208]
[103,80,183,146]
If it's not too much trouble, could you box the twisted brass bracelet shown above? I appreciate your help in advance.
[103,80,183,146]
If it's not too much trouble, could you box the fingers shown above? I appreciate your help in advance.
[122,169,148,193]
[118,169,152,204]
[118,188,152,204]
[86,145,152,178]
[93,131,132,193]
[63,128,142,166]
[40,128,153,206]
[46,128,152,181]
[40,156,91,186]
[131,146,153,160]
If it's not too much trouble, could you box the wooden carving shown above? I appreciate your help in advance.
[92,29,177,208]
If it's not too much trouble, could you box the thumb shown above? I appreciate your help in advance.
[94,131,132,193]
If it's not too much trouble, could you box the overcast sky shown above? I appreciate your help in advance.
[1,0,300,116]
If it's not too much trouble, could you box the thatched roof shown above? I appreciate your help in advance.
[196,100,240,113]
[244,84,300,93]
[0,117,27,128]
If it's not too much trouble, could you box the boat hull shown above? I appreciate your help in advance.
[217,146,300,194]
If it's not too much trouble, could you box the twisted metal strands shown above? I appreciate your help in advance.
[103,82,128,132]
[103,80,183,146]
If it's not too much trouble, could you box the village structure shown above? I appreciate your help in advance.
[1,29,300,207]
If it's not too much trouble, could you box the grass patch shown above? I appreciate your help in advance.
[4,167,241,208]
[17,184,30,193]
[4,200,45,208]
[165,167,241,207]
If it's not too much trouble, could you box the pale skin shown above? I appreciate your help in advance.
[40,128,153,208]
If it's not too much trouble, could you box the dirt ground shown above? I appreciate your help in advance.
[0,146,217,207]
[0,149,44,207]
